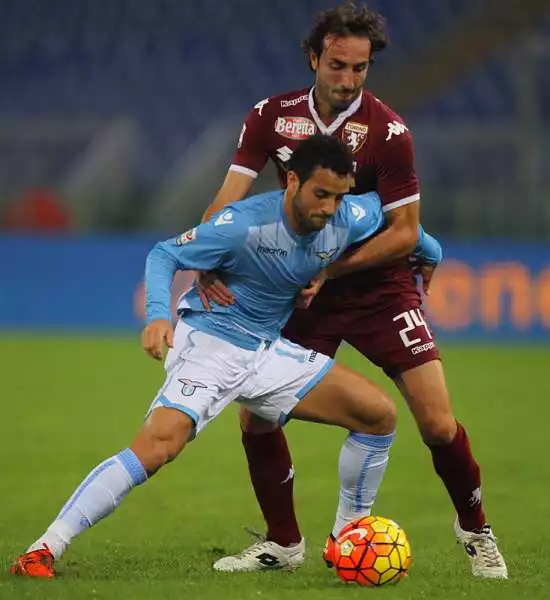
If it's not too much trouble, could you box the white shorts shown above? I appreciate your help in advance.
[146,319,334,437]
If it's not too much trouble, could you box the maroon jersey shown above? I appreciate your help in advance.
[230,87,421,312]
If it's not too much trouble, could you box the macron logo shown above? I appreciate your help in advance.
[215,211,233,226]
[257,245,288,258]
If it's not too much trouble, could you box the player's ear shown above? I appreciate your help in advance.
[287,170,300,195]
[309,51,318,72]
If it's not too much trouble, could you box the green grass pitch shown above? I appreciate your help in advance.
[0,336,548,599]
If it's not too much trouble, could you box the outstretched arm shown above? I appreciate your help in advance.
[198,100,272,306]
[325,218,442,277]
[330,114,423,278]
[201,170,254,223]
[201,101,269,222]
[145,241,186,324]
[145,224,239,323]
[327,201,419,278]
[143,220,240,359]
[142,242,181,361]
[197,169,253,309]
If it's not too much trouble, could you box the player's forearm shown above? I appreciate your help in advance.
[202,182,241,223]
[201,172,254,223]
[145,243,180,323]
[327,225,417,278]
[202,197,226,224]
[202,191,236,224]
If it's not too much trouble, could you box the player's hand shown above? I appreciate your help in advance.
[416,263,437,296]
[141,320,174,361]
[196,271,235,311]
[296,270,328,309]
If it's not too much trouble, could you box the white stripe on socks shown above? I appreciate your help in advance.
[27,449,147,559]
[332,432,394,537]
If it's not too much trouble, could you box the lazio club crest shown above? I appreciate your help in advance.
[316,248,339,262]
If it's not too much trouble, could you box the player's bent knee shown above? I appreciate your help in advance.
[380,401,397,433]
[131,408,195,475]
[420,417,457,446]
[348,373,397,434]
[361,393,396,435]
[294,363,397,434]
[239,406,279,434]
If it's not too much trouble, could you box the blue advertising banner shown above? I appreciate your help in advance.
[0,235,154,330]
[424,242,550,341]
[1,235,549,340]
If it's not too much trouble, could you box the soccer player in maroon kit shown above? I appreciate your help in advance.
[203,4,506,579]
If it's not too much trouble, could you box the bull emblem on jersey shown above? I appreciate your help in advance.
[347,131,361,152]
[316,248,339,262]
[178,378,207,397]
[342,121,369,153]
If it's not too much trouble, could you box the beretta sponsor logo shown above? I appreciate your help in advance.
[275,116,316,140]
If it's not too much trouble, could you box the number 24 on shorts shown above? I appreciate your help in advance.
[393,309,432,348]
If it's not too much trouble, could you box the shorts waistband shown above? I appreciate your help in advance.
[182,313,274,351]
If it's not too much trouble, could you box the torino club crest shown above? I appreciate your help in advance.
[342,122,369,153]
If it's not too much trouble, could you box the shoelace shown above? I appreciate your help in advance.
[244,526,266,542]
[470,529,504,568]
[232,528,271,559]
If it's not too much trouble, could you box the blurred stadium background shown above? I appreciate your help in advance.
[1,2,550,598]
[0,0,549,339]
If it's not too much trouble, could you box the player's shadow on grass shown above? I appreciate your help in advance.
[51,548,345,590]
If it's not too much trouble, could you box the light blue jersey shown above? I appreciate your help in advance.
[146,190,441,350]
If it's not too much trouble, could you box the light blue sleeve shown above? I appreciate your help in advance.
[145,208,246,323]
[413,226,443,265]
[344,192,385,245]
[344,193,442,264]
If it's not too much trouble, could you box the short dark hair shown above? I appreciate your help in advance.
[302,2,388,67]
[288,134,354,184]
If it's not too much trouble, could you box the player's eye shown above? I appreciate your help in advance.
[353,63,368,72]
[329,62,345,70]
[315,190,329,199]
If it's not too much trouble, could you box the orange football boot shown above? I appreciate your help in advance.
[323,534,336,568]
[9,544,55,579]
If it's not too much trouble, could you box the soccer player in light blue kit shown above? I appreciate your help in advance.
[11,135,441,578]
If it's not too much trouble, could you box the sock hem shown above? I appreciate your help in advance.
[118,448,147,485]
[349,431,395,448]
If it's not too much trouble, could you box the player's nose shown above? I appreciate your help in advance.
[339,70,355,89]
[321,206,336,219]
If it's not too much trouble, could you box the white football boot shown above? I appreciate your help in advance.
[454,518,508,579]
[213,530,305,572]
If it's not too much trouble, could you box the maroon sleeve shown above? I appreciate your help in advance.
[374,124,420,212]
[230,98,271,177]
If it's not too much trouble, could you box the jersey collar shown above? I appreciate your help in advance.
[308,87,363,135]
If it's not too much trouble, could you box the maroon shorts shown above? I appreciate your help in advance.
[282,297,440,378]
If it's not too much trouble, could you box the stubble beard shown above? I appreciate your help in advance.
[292,195,315,235]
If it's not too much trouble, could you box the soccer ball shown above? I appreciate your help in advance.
[333,515,412,586]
